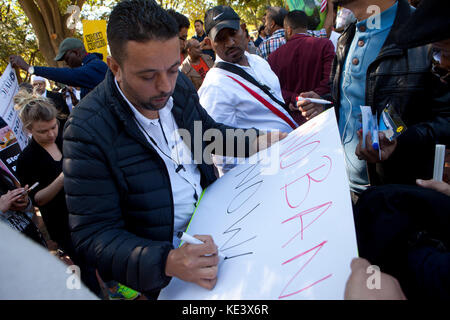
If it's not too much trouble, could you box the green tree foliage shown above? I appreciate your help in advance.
[0,0,117,76]
[160,0,287,38]
[1,0,287,76]
[0,0,44,75]
[230,0,287,33]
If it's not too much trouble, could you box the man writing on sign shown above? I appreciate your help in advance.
[63,0,283,299]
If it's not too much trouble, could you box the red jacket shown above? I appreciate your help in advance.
[268,34,335,124]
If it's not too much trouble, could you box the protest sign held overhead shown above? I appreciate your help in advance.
[82,20,108,62]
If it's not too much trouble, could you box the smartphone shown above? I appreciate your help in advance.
[22,182,39,195]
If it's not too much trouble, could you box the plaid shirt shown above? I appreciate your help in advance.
[257,29,286,60]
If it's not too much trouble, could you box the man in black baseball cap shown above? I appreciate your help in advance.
[204,5,241,43]
[199,5,296,175]
[203,5,247,65]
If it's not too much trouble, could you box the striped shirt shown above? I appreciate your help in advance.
[307,28,328,38]
[257,29,286,60]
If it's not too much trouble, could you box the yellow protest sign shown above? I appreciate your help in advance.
[82,20,108,62]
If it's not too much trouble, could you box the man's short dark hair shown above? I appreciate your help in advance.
[107,0,178,64]
[194,19,203,25]
[266,6,288,28]
[284,10,308,30]
[167,9,190,31]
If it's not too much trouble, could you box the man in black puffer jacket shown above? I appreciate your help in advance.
[62,0,281,298]
[296,0,450,196]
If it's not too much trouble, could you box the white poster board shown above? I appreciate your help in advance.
[0,64,28,150]
[159,108,358,300]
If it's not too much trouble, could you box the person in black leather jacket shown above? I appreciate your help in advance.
[296,0,450,195]
[63,0,281,299]
[351,0,450,300]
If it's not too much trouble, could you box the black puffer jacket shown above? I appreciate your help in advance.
[63,70,256,295]
[326,0,450,185]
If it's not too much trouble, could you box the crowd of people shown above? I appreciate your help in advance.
[1,0,449,300]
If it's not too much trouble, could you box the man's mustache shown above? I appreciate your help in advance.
[226,47,240,55]
[151,92,172,100]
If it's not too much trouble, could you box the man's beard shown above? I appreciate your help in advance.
[139,92,173,111]
[225,47,245,64]
[120,76,173,111]
[35,88,45,95]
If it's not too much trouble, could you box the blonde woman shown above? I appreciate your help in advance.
[13,91,104,297]
[14,91,72,256]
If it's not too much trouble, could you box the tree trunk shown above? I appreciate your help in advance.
[18,0,57,67]
[17,0,86,68]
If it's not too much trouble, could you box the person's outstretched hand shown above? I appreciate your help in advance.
[344,258,407,300]
[9,55,29,71]
[416,179,450,196]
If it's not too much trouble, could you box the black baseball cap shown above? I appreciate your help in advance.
[204,6,240,42]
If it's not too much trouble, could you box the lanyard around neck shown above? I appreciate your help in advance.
[133,115,186,173]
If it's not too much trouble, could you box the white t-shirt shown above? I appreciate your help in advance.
[198,51,295,175]
[115,79,202,248]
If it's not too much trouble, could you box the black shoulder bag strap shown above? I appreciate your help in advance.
[214,62,287,109]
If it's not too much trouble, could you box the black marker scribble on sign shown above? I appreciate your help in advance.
[222,203,260,252]
[220,161,264,258]
[227,180,263,214]
[233,159,263,189]
[228,160,264,214]
[223,252,254,260]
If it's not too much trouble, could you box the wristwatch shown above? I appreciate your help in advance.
[28,66,34,74]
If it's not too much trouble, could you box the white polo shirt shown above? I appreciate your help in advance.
[115,79,202,247]
[198,51,295,174]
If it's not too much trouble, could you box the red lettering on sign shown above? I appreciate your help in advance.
[281,201,332,247]
[280,156,332,209]
[279,241,332,299]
